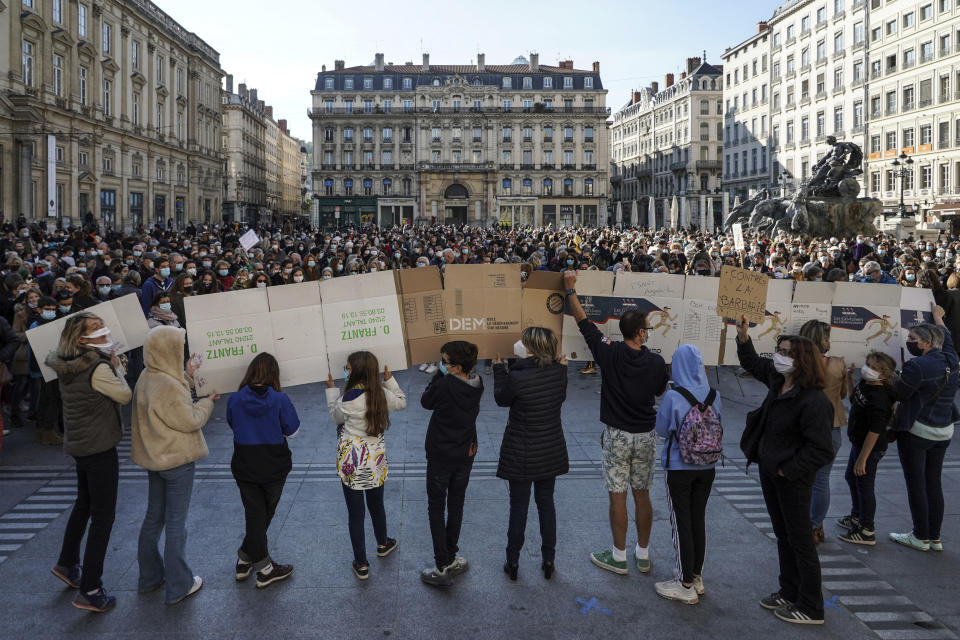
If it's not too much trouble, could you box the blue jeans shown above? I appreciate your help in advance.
[137,462,196,602]
[810,428,842,529]
[843,441,885,530]
[897,432,951,540]
[341,483,387,565]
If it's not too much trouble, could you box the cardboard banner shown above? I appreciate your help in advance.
[611,272,684,361]
[442,264,522,359]
[26,294,151,382]
[829,282,901,367]
[899,287,935,363]
[267,281,330,388]
[681,276,723,365]
[397,267,448,365]
[562,271,614,361]
[717,265,769,324]
[787,281,835,335]
[723,278,793,365]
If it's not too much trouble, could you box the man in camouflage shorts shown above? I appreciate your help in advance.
[564,271,669,576]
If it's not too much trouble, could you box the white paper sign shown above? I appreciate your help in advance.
[239,229,261,252]
[732,223,745,253]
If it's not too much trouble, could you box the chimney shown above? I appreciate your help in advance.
[680,72,687,80]
[560,60,574,70]
[226,74,234,94]
[757,21,769,33]
[321,64,326,72]
[238,83,247,98]
[665,73,674,88]
[278,119,287,133]
[686,57,701,74]
[375,53,384,72]
[529,53,539,71]
[265,105,272,118]
[633,90,642,104]
[249,88,258,103]
[477,53,485,71]
[422,53,430,72]
[592,61,600,73]
[258,100,265,113]
[650,81,659,94]
[334,60,345,70]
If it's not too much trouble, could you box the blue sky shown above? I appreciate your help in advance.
[160,0,780,141]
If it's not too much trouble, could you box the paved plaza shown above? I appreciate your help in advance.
[0,366,958,640]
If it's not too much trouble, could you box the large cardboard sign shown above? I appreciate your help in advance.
[787,281,835,335]
[266,282,330,388]
[521,271,566,339]
[717,265,769,324]
[321,271,408,372]
[396,267,447,365]
[611,272,684,362]
[26,295,150,382]
[681,276,723,366]
[900,287,935,362]
[829,282,901,367]
[562,271,614,361]
[442,264,522,359]
[722,278,794,365]
[185,288,274,393]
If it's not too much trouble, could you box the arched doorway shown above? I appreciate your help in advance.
[444,183,469,223]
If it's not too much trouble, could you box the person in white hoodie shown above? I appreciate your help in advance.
[325,351,406,580]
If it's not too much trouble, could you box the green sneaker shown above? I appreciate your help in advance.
[930,540,943,552]
[590,549,628,575]
[635,552,652,574]
[889,531,930,551]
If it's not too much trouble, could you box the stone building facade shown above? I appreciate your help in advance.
[2,0,223,230]
[609,56,725,229]
[221,80,265,223]
[310,53,609,229]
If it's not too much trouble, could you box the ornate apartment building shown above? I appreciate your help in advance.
[2,0,224,230]
[609,57,725,229]
[309,53,609,229]
[221,79,265,223]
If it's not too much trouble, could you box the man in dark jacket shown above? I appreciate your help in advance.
[563,270,669,576]
[419,341,483,587]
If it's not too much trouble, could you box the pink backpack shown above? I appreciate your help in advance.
[667,387,723,467]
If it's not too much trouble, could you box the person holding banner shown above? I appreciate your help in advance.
[47,312,132,613]
[889,305,957,552]
[131,326,218,604]
[325,352,406,580]
[736,320,834,625]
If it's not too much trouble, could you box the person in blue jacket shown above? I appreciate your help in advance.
[859,261,897,284]
[654,344,722,605]
[226,352,300,589]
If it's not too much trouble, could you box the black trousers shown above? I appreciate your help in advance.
[426,457,473,569]
[897,432,951,540]
[36,380,61,433]
[235,477,287,568]
[341,483,387,564]
[506,478,556,565]
[57,447,119,592]
[666,468,715,584]
[759,472,823,618]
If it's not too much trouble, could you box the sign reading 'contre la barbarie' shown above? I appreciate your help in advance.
[717,265,769,324]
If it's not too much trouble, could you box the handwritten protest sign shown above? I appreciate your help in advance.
[717,265,768,325]
[732,224,746,253]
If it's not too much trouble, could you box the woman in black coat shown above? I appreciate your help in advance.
[736,317,835,626]
[493,326,568,581]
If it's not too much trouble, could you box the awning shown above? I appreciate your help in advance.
[930,202,960,217]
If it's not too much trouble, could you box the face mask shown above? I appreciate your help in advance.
[343,366,350,381]
[159,267,171,278]
[513,339,529,359]
[322,274,332,280]
[77,266,87,273]
[427,250,434,256]
[773,352,795,375]
[98,286,111,297]
[293,275,305,283]
[41,309,56,320]
[819,257,829,264]
[256,281,267,288]
[861,365,881,382]
[159,302,172,312]
[59,305,72,313]
[126,259,135,266]
[133,250,142,257]
[438,361,449,376]
[307,261,316,268]
[111,284,121,292]
[370,267,378,273]
[877,249,885,255]
[283,268,293,275]
[906,273,916,282]
[27,301,38,309]
[83,327,111,340]
[218,269,229,277]
[906,340,923,357]
[93,341,115,353]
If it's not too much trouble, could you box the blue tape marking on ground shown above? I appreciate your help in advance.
[824,595,840,610]
[576,597,612,615]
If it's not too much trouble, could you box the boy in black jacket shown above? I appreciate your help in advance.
[420,341,483,587]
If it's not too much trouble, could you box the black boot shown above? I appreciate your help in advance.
[503,562,518,581]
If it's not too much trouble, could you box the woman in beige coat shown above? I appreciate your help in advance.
[131,326,219,604]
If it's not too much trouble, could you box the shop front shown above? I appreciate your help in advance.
[538,199,604,228]
[496,198,537,228]
[316,197,378,231]
[378,198,416,228]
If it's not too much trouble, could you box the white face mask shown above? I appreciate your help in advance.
[293,275,304,283]
[773,353,795,375]
[861,365,881,382]
[256,281,267,288]
[513,339,529,359]
[83,327,111,340]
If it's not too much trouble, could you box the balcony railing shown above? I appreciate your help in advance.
[696,160,722,170]
[543,136,553,143]
[472,136,482,143]
[522,137,532,143]
[583,164,596,170]
[584,137,594,143]
[500,163,515,170]
[520,163,535,170]
[308,106,612,117]
[561,164,576,170]
[382,137,393,144]
[416,161,494,172]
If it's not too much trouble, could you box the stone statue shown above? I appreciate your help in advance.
[723,137,880,238]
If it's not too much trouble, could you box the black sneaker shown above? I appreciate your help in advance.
[377,538,398,557]
[256,562,293,589]
[236,560,253,582]
[420,565,453,588]
[352,561,370,580]
[51,564,81,589]
[836,515,860,532]
[774,604,824,625]
[72,587,116,613]
[760,591,792,610]
[839,527,877,546]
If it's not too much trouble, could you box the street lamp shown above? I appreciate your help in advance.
[891,152,914,218]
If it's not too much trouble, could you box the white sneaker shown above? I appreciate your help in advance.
[655,578,699,604]
[425,363,438,374]
[693,575,704,595]
[418,363,428,372]
[168,576,203,605]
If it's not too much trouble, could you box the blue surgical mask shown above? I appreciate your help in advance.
[218,269,229,277]
[337,264,344,272]
[159,267,171,277]
[566,259,574,266]
[343,366,350,381]
[41,309,57,321]
[59,305,71,313]
[111,284,121,292]
[159,302,172,312]
[98,286,111,297]
[438,362,449,376]
[77,266,87,273]
[906,273,916,282]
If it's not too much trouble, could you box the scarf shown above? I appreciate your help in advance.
[150,305,179,324]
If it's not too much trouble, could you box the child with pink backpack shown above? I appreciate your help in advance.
[654,344,723,605]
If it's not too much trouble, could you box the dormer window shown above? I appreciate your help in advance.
[544,77,553,89]
[402,77,412,89]
[503,77,512,88]
[363,76,373,89]
[344,77,354,90]
[523,77,532,89]
[324,77,334,89]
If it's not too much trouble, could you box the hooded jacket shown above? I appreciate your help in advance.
[227,385,300,484]
[577,318,669,433]
[325,376,407,442]
[421,371,483,461]
[131,326,215,471]
[655,344,723,471]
